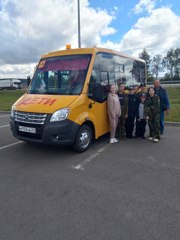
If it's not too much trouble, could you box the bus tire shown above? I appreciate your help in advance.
[73,125,92,153]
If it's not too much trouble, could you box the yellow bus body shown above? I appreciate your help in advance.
[10,47,146,152]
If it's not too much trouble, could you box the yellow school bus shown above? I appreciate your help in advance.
[10,46,146,152]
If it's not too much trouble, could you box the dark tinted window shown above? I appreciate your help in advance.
[88,52,146,102]
[88,53,115,102]
[114,55,146,86]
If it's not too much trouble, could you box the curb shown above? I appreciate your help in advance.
[165,121,180,126]
[0,111,11,114]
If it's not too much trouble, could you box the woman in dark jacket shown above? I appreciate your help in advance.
[145,87,161,143]
[125,86,138,138]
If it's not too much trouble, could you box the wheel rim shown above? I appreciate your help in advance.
[79,130,90,149]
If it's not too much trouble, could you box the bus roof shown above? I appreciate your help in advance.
[41,47,145,63]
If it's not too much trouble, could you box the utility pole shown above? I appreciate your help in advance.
[77,0,81,48]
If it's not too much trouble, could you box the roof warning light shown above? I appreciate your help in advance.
[66,44,71,50]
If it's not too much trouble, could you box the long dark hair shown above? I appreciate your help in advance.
[147,87,155,97]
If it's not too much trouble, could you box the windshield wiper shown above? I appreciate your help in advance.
[43,91,59,95]
[27,90,39,94]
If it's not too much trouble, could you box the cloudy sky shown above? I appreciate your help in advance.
[0,0,180,78]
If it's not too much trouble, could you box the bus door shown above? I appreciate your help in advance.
[87,52,115,138]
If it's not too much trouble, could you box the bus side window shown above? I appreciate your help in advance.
[88,53,114,102]
[88,75,107,103]
[88,72,107,103]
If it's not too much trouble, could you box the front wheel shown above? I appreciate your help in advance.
[73,125,92,153]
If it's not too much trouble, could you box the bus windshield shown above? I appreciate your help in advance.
[28,54,91,95]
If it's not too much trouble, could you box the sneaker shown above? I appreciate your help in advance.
[148,137,153,141]
[113,138,118,143]
[110,138,114,144]
[153,138,159,143]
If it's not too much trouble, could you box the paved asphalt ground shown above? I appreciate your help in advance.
[0,112,180,240]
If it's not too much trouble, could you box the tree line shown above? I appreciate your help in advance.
[138,48,180,82]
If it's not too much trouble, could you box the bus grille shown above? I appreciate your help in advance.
[14,111,47,125]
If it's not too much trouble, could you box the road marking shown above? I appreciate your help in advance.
[0,115,10,118]
[0,124,10,129]
[0,141,22,151]
[72,144,109,170]
[147,155,157,162]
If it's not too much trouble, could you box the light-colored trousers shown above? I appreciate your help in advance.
[109,115,119,138]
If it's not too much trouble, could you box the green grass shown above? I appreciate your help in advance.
[0,87,180,122]
[165,87,180,122]
[0,89,26,111]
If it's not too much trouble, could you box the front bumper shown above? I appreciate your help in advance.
[10,116,79,146]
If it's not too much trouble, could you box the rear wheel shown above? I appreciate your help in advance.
[73,125,92,153]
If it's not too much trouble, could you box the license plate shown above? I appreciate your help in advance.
[19,126,36,134]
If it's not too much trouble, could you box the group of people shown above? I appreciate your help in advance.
[107,79,170,144]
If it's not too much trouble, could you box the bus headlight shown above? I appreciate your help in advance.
[50,108,69,122]
[11,106,15,118]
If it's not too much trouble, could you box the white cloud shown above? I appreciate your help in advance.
[0,1,180,78]
[120,7,180,56]
[0,64,35,79]
[131,0,157,15]
[101,7,180,58]
[0,0,115,78]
